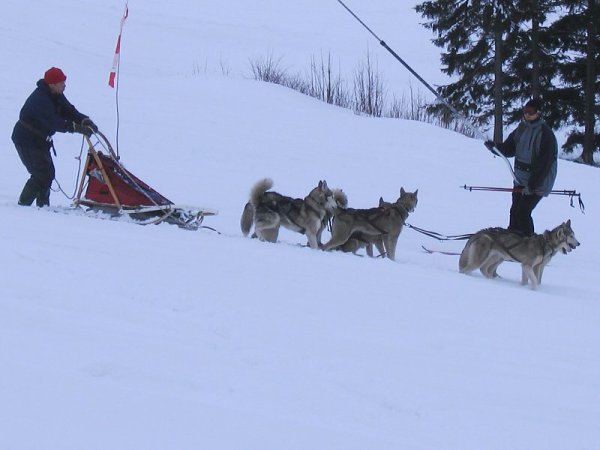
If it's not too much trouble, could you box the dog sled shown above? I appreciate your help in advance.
[73,130,217,230]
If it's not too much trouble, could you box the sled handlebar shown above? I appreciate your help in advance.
[84,130,120,160]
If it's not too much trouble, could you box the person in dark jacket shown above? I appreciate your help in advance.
[12,67,98,207]
[484,98,558,236]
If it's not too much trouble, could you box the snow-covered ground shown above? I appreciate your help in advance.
[1,1,599,449]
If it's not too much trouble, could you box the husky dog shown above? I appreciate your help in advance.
[321,188,349,244]
[459,220,580,289]
[327,189,375,255]
[240,178,338,249]
[336,197,390,256]
[323,187,418,260]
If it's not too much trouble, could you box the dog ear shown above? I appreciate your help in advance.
[400,187,405,196]
[415,189,418,196]
[566,219,571,227]
[379,197,385,206]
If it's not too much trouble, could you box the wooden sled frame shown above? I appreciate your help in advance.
[73,131,217,230]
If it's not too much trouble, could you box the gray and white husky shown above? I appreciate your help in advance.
[334,196,392,256]
[322,187,418,260]
[240,178,337,249]
[459,220,580,289]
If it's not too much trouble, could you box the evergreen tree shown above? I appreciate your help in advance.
[543,0,599,163]
[415,1,523,141]
[502,0,559,124]
[416,0,599,164]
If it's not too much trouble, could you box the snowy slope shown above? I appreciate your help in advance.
[1,1,599,449]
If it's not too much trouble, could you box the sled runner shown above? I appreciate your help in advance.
[73,131,217,230]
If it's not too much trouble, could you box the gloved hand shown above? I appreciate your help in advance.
[81,117,98,133]
[521,186,532,196]
[72,122,92,137]
[484,140,496,152]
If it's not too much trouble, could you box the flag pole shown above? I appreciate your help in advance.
[108,3,129,158]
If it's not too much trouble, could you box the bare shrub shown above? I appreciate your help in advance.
[248,51,477,138]
[423,103,480,138]
[306,52,351,109]
[249,53,288,85]
[192,58,208,76]
[283,73,309,94]
[219,57,231,77]
[386,86,430,121]
[352,50,386,117]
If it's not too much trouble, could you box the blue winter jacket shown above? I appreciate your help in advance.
[496,118,558,196]
[12,79,88,149]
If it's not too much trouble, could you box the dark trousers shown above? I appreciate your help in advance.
[14,143,55,207]
[509,192,542,236]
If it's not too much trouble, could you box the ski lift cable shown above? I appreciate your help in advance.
[335,0,487,140]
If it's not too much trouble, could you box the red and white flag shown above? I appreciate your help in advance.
[108,4,129,88]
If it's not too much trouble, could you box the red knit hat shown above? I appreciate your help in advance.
[44,67,67,84]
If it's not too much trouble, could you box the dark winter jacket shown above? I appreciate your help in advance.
[12,79,88,149]
[496,118,558,196]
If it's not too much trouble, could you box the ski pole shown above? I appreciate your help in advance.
[460,185,585,212]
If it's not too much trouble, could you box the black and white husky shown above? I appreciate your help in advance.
[240,178,337,249]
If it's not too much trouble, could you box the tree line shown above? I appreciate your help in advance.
[415,0,599,165]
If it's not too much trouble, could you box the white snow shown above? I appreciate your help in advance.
[1,1,599,449]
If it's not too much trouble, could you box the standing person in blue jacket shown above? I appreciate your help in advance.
[484,98,558,236]
[12,67,98,207]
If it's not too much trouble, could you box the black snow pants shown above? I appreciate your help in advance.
[14,143,55,207]
[508,191,542,236]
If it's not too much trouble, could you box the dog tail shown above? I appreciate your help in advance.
[240,202,254,236]
[249,177,273,206]
[458,233,486,274]
[241,178,273,236]
[458,246,470,273]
